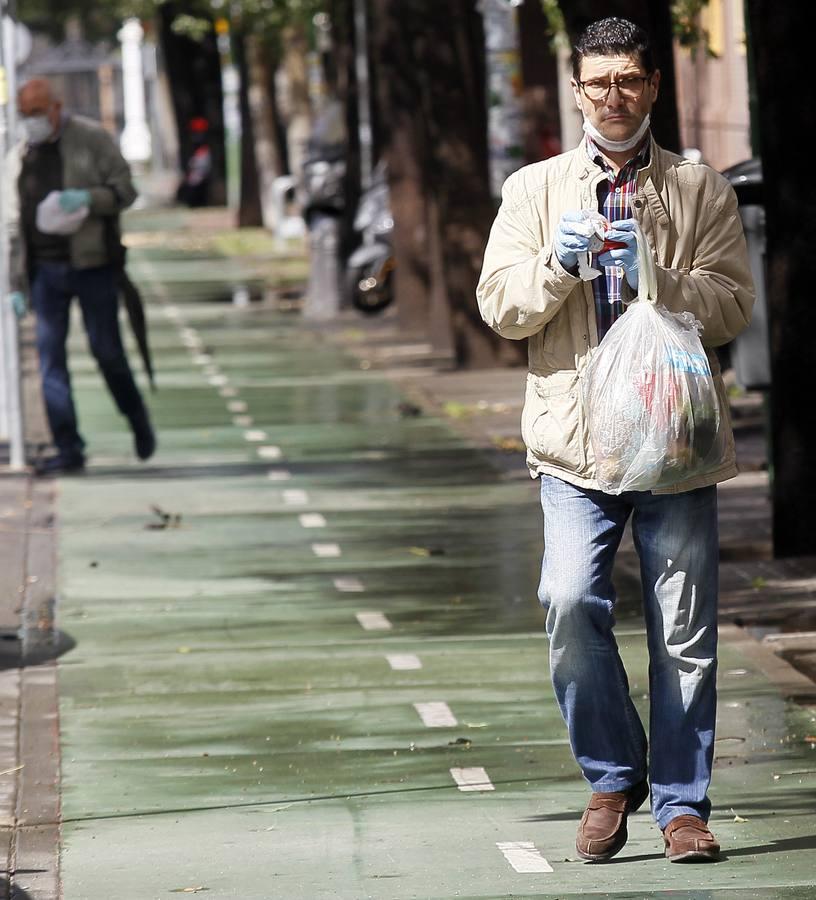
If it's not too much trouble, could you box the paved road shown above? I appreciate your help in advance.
[23,209,816,898]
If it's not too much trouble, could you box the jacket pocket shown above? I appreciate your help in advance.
[522,371,587,474]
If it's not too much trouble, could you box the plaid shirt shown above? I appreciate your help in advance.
[585,136,650,341]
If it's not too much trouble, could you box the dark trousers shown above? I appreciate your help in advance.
[31,262,146,458]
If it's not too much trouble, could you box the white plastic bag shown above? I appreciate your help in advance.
[583,225,727,494]
[35,190,89,236]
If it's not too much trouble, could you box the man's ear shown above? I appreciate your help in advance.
[650,69,661,101]
[571,79,583,111]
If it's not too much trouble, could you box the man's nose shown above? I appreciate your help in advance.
[605,84,626,107]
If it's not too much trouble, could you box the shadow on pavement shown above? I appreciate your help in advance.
[0,630,76,671]
[0,876,34,898]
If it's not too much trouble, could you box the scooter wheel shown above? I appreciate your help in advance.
[346,264,394,315]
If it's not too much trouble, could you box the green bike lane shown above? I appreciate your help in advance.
[52,219,816,898]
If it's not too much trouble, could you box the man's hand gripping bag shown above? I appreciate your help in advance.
[582,225,727,494]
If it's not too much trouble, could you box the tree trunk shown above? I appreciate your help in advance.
[233,27,263,227]
[157,2,227,205]
[557,0,681,153]
[373,0,520,367]
[281,24,313,183]
[745,0,816,557]
[246,36,286,229]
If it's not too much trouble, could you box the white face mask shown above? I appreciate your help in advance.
[583,113,651,153]
[22,114,54,145]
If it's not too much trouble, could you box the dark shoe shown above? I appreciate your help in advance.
[576,780,649,861]
[129,409,156,461]
[33,454,85,477]
[663,815,720,862]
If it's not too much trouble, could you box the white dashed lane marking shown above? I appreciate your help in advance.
[450,767,494,792]
[413,702,457,728]
[219,386,238,398]
[298,513,326,528]
[209,375,228,387]
[311,543,341,558]
[386,653,421,670]
[283,489,308,505]
[244,430,267,442]
[333,577,364,592]
[228,400,248,413]
[233,416,253,427]
[356,612,391,631]
[266,470,292,481]
[496,842,553,874]
[257,445,282,460]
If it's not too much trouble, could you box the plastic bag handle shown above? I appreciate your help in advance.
[634,222,658,304]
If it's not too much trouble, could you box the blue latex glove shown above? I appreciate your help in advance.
[58,189,91,213]
[553,211,597,271]
[597,218,639,289]
[9,291,27,318]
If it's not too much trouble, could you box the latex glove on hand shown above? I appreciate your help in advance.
[553,211,598,272]
[9,292,27,319]
[597,218,639,290]
[58,189,91,214]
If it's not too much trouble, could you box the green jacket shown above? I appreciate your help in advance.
[8,114,137,288]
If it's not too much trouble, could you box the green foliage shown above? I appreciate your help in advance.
[539,0,568,51]
[671,0,719,57]
[18,0,328,44]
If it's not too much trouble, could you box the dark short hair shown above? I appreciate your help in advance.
[572,17,655,79]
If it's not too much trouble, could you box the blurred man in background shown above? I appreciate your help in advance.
[9,77,155,475]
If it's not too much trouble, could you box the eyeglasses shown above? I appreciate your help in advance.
[577,75,650,102]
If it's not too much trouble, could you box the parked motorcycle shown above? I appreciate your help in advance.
[345,162,395,315]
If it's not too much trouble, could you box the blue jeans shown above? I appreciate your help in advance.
[538,475,719,829]
[31,262,146,459]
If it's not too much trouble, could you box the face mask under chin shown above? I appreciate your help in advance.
[583,113,651,153]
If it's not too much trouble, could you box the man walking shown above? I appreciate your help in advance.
[477,18,754,862]
[9,78,155,475]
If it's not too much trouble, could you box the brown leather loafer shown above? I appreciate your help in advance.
[576,780,649,861]
[663,815,721,862]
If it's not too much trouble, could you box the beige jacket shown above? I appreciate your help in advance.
[477,137,755,493]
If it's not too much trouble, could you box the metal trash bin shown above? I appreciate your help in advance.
[722,158,769,390]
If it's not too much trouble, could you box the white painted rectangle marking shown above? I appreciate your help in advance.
[299,513,326,528]
[333,577,364,592]
[283,489,308,505]
[450,767,494,792]
[496,842,553,874]
[356,611,392,631]
[204,365,220,377]
[414,702,457,728]
[257,445,282,460]
[233,415,254,427]
[244,430,267,442]
[266,470,292,481]
[209,374,228,387]
[312,543,341,558]
[228,400,248,413]
[164,305,180,318]
[387,653,422,671]
[219,386,238,398]
[192,353,212,366]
